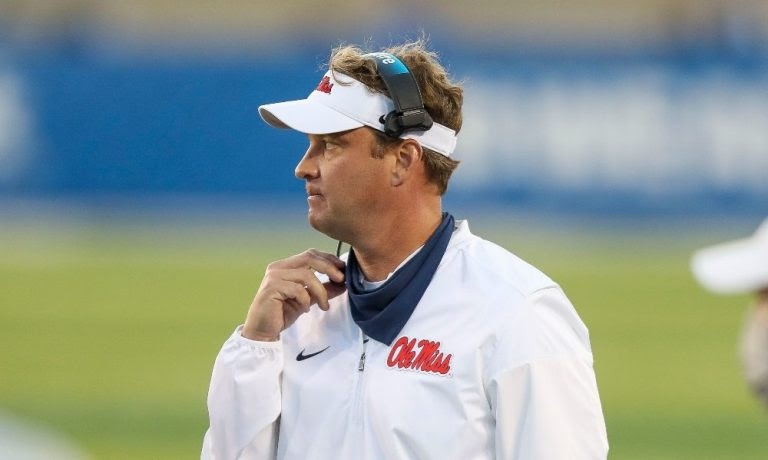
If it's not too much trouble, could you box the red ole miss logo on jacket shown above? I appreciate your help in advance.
[386,336,452,375]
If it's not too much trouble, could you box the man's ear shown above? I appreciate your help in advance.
[391,139,423,186]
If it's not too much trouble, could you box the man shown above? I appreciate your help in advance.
[692,217,768,406]
[202,40,608,459]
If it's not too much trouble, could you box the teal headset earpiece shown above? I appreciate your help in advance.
[366,52,434,138]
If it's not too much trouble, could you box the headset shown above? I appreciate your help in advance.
[335,52,433,260]
[366,52,433,138]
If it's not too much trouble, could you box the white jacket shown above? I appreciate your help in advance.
[202,221,608,459]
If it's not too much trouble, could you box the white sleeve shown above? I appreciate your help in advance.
[485,287,609,459]
[201,326,283,460]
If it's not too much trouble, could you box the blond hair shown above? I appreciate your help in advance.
[328,39,462,195]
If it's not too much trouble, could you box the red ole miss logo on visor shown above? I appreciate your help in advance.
[387,336,452,375]
[316,76,333,94]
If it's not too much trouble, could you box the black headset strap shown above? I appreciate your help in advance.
[368,53,423,114]
[367,52,433,137]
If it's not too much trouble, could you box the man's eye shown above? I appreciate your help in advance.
[324,141,338,150]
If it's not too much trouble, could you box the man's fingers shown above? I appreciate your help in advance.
[305,253,345,283]
[268,250,345,283]
[302,276,330,311]
[262,248,349,314]
[310,249,347,270]
[268,268,347,312]
[247,251,345,340]
[308,281,346,311]
[272,269,330,310]
[273,280,312,312]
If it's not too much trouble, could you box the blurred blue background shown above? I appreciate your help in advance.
[1,0,766,215]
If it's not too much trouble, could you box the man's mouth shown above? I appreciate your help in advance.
[306,187,324,201]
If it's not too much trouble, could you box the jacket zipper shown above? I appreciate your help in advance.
[358,336,368,371]
[351,333,368,426]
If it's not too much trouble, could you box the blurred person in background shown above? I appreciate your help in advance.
[692,218,768,407]
[201,39,608,459]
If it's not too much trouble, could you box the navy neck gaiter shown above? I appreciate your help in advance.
[345,212,455,345]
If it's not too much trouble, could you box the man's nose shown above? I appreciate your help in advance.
[295,148,319,180]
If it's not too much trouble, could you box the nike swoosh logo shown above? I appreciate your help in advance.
[296,346,330,361]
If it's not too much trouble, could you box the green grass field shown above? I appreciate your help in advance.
[2,214,767,459]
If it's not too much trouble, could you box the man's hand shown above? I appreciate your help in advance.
[242,249,347,341]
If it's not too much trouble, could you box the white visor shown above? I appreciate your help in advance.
[691,218,768,294]
[259,71,457,157]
